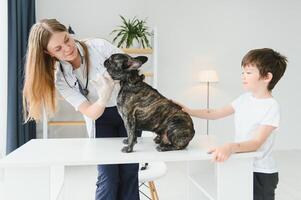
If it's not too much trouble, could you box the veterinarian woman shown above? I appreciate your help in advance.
[23,19,140,200]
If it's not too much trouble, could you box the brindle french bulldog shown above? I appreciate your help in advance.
[104,53,195,153]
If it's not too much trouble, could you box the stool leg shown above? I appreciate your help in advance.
[152,181,159,200]
[148,181,156,200]
[148,181,159,200]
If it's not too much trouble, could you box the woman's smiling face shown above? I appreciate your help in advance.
[46,31,78,62]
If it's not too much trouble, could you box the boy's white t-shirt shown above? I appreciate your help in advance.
[231,92,280,174]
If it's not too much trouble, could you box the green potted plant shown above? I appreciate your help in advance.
[111,15,152,48]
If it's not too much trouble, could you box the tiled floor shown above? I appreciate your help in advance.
[140,150,301,200]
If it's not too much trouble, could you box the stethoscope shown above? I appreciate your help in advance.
[59,53,89,98]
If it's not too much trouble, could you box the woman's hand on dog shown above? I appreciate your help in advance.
[90,72,115,106]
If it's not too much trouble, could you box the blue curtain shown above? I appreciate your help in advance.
[7,0,36,154]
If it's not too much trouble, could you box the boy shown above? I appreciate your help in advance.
[178,48,287,200]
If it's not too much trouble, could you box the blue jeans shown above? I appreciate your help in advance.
[95,106,140,200]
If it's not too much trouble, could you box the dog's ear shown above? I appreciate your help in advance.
[127,56,148,70]
[134,56,148,65]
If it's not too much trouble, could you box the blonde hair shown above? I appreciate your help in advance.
[23,19,89,122]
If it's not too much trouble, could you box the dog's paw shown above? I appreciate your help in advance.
[123,138,137,145]
[156,145,166,152]
[156,144,176,152]
[123,139,129,144]
[153,136,161,144]
[121,146,133,153]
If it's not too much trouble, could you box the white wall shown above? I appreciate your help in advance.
[146,0,301,150]
[37,0,301,150]
[36,0,150,41]
[0,0,8,158]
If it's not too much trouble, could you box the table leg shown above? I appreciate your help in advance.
[216,157,253,200]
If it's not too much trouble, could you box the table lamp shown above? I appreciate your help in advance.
[199,70,219,135]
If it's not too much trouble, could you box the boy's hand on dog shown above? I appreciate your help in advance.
[90,72,115,106]
[171,100,191,113]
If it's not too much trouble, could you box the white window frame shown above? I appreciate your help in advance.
[0,0,8,158]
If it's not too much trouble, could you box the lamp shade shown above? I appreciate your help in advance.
[198,70,219,83]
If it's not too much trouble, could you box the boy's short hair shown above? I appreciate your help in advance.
[241,48,287,91]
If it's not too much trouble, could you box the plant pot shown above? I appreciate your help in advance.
[131,40,141,48]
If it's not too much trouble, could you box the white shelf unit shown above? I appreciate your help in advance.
[187,157,254,200]
[187,160,216,200]
[42,28,158,139]
[122,27,158,89]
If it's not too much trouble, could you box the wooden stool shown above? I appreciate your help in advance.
[139,162,167,200]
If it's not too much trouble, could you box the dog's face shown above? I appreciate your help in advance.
[104,53,148,80]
